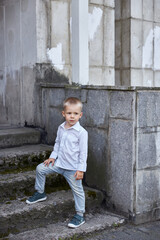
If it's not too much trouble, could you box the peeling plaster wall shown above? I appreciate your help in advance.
[115,0,160,87]
[0,0,36,126]
[0,0,49,126]
[0,0,115,125]
[47,0,115,86]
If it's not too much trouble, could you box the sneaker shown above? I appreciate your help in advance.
[26,192,47,204]
[68,214,85,228]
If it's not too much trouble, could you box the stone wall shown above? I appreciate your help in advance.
[40,83,160,223]
[135,90,160,223]
[115,0,160,87]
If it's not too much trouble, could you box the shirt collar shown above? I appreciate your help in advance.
[60,121,80,131]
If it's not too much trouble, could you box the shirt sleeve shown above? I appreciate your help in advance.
[49,127,61,159]
[77,129,88,172]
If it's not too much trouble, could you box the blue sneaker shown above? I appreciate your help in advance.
[26,192,47,204]
[68,214,85,228]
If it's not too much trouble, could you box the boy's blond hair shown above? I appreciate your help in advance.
[63,97,83,111]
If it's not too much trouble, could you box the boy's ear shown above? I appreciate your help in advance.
[62,111,65,117]
[80,112,83,118]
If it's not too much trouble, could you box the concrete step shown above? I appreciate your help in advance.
[0,144,53,172]
[0,127,41,149]
[0,170,69,202]
[0,188,104,238]
[7,211,125,240]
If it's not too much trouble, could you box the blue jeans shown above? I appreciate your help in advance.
[35,163,85,213]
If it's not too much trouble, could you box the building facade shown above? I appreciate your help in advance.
[0,0,160,223]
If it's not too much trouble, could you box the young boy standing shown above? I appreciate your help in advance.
[26,97,88,228]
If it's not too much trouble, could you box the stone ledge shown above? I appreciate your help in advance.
[0,144,52,172]
[0,188,105,237]
[131,207,160,225]
[40,82,160,91]
[0,170,69,202]
[0,128,41,148]
[8,211,125,240]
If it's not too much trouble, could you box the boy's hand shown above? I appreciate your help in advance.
[74,171,84,180]
[43,158,55,167]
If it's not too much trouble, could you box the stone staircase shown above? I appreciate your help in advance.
[0,127,125,240]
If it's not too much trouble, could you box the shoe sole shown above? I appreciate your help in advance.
[26,196,47,204]
[68,220,85,228]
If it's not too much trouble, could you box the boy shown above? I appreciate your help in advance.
[26,97,88,228]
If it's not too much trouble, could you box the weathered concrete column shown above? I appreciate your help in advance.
[71,0,89,85]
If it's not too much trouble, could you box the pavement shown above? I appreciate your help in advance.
[83,220,160,240]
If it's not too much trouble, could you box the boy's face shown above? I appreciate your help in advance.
[62,104,83,128]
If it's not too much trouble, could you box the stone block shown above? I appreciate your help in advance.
[81,89,88,103]
[81,90,109,128]
[121,69,130,86]
[89,5,103,66]
[137,91,160,128]
[122,0,130,19]
[5,1,21,68]
[51,1,70,64]
[115,70,121,86]
[115,21,121,68]
[131,0,142,19]
[110,91,135,119]
[131,69,143,86]
[154,71,160,87]
[131,19,143,68]
[137,131,157,169]
[65,88,81,100]
[143,0,153,21]
[104,0,115,8]
[103,67,115,86]
[49,88,65,108]
[122,19,130,68]
[46,108,64,144]
[90,0,103,5]
[42,88,65,137]
[104,7,114,67]
[154,0,160,22]
[109,119,134,212]
[136,170,159,213]
[0,6,4,68]
[89,67,103,85]
[142,69,153,87]
[142,21,153,69]
[115,0,121,20]
[85,127,109,192]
